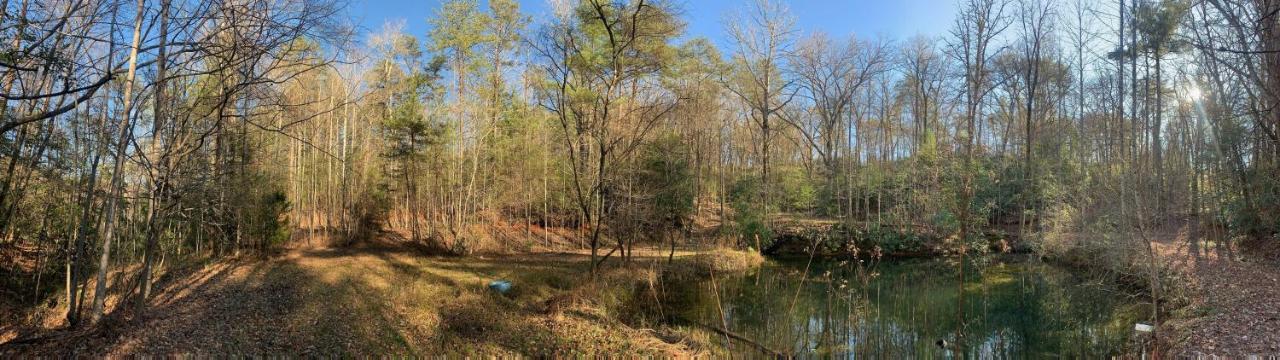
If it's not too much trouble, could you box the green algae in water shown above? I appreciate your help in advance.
[657,256,1149,357]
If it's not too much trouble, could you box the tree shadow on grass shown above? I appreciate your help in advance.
[4,243,640,356]
[2,255,425,356]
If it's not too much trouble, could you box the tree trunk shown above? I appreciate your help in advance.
[90,0,146,323]
[139,0,171,307]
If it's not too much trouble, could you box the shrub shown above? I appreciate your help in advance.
[727,176,771,244]
[776,166,817,212]
[857,225,928,254]
[247,189,292,249]
[637,133,696,231]
[346,184,391,244]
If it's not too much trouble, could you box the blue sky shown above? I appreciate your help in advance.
[352,0,958,48]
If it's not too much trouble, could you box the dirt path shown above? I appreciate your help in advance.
[1152,223,1280,356]
[0,244,699,356]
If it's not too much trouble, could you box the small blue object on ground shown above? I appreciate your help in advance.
[488,280,512,294]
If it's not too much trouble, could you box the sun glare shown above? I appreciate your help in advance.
[1184,85,1204,102]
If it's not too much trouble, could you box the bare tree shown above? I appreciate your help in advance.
[88,0,146,323]
[1016,0,1055,238]
[723,0,798,225]
[947,0,1011,348]
[787,32,889,218]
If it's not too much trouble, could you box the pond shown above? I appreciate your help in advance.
[653,256,1149,357]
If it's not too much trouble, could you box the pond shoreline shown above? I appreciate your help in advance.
[644,253,1150,357]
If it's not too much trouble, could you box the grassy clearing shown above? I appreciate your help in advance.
[1,246,761,356]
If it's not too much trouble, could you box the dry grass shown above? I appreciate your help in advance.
[686,248,765,275]
[0,243,742,356]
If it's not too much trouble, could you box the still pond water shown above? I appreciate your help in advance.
[657,256,1148,358]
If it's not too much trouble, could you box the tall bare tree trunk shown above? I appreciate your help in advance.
[90,0,146,323]
[138,0,171,307]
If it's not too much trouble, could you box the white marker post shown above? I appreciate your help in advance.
[1134,323,1154,359]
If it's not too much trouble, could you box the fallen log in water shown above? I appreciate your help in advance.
[678,316,786,358]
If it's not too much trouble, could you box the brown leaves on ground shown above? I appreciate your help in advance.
[1165,257,1280,357]
[1152,221,1280,357]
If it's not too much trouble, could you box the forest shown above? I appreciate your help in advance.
[1,0,1279,356]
